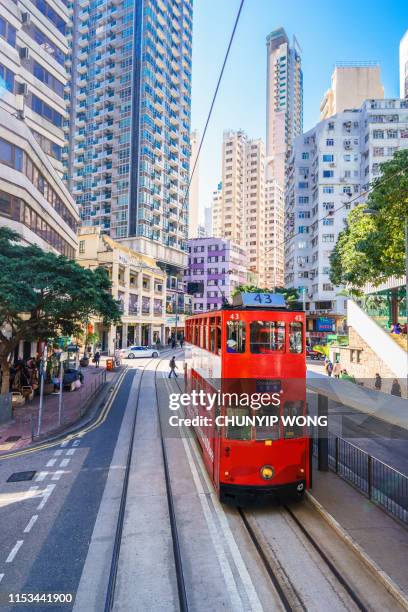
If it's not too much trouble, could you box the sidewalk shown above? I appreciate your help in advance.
[0,358,116,455]
[310,464,408,597]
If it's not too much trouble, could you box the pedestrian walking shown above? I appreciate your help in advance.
[391,379,402,397]
[156,337,161,351]
[94,351,100,368]
[326,360,333,377]
[171,338,176,349]
[179,336,184,348]
[374,373,382,391]
[168,356,178,378]
[168,336,172,347]
[333,361,341,378]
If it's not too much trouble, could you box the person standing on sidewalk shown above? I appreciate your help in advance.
[94,351,100,368]
[391,379,402,397]
[168,356,178,378]
[333,361,341,378]
[374,373,382,391]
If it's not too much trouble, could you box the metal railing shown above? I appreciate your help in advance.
[313,434,408,524]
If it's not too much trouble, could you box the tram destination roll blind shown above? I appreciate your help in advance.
[232,292,287,308]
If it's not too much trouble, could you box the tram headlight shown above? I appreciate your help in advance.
[260,465,274,480]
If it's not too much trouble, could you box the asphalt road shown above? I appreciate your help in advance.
[0,365,139,612]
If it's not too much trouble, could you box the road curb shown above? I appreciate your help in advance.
[0,367,128,459]
[306,491,408,611]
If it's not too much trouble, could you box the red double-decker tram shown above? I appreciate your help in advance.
[184,293,310,504]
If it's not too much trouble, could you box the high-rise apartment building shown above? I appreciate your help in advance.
[0,0,78,258]
[184,237,247,312]
[219,130,245,244]
[211,181,223,237]
[264,178,284,287]
[204,203,212,236]
[400,30,408,99]
[244,138,266,284]
[320,64,384,120]
[188,129,200,238]
[68,0,193,267]
[215,131,277,287]
[265,27,303,186]
[285,98,408,322]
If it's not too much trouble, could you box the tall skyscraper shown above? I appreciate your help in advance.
[68,0,193,270]
[215,130,276,287]
[188,129,200,238]
[400,30,408,99]
[264,178,284,288]
[265,27,303,187]
[0,0,78,258]
[320,64,384,120]
[211,181,223,237]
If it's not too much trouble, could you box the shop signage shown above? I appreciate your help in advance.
[316,317,335,332]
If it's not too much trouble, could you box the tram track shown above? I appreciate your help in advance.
[103,349,188,612]
[238,504,369,612]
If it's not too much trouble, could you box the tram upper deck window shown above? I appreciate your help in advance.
[289,322,303,353]
[226,320,246,353]
[250,321,285,353]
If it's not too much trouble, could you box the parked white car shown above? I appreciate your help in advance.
[120,346,160,359]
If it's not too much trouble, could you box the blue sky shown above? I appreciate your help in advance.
[190,0,406,221]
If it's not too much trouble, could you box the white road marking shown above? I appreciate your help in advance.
[60,440,69,448]
[66,448,76,456]
[6,540,23,563]
[23,515,38,533]
[37,484,56,510]
[35,471,48,482]
[54,449,63,456]
[0,573,4,583]
[60,458,70,468]
[24,486,39,500]
[72,440,81,447]
[46,458,57,467]
[52,471,64,481]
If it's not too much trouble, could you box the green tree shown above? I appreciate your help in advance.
[330,149,408,288]
[231,284,299,304]
[0,228,121,394]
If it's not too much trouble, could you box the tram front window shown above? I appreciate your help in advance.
[255,405,280,440]
[250,321,285,353]
[289,322,303,354]
[225,407,251,440]
[283,400,304,438]
[226,321,246,353]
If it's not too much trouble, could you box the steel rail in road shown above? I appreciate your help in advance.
[239,505,369,612]
[155,356,189,612]
[103,350,187,612]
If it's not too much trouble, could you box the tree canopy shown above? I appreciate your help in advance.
[330,149,408,288]
[0,228,121,392]
[231,284,299,304]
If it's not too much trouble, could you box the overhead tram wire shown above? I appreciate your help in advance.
[181,0,246,209]
[255,162,408,267]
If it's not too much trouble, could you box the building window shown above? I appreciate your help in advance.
[323,170,334,178]
[0,138,23,170]
[79,240,85,254]
[33,0,66,34]
[33,61,64,98]
[0,63,14,92]
[326,139,334,146]
[31,94,63,127]
[322,154,334,162]
[0,16,16,47]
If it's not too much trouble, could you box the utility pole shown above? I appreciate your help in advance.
[37,343,48,437]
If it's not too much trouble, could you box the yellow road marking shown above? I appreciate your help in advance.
[0,367,129,461]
